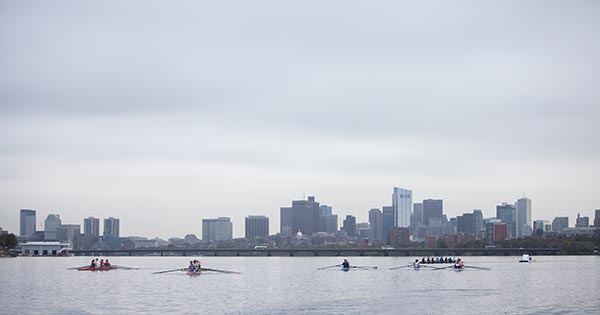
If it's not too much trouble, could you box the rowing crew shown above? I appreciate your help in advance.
[420,257,457,264]
[90,258,112,269]
[410,258,463,269]
[188,260,202,272]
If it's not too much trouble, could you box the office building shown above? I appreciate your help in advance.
[342,215,356,237]
[382,206,394,243]
[369,208,383,240]
[202,217,233,241]
[356,222,370,239]
[412,203,423,227]
[58,224,80,243]
[516,197,532,237]
[103,217,120,238]
[245,215,269,239]
[552,217,569,233]
[389,227,410,246]
[422,199,443,227]
[318,204,338,234]
[392,187,412,228]
[485,222,507,242]
[83,217,100,237]
[496,203,516,238]
[279,196,321,237]
[595,210,600,228]
[533,220,551,233]
[457,213,475,235]
[20,209,36,237]
[44,214,61,241]
[575,214,589,228]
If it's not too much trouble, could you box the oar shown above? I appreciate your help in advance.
[351,265,378,270]
[420,265,443,269]
[67,266,89,270]
[199,267,241,274]
[317,264,342,270]
[463,265,491,271]
[115,265,139,270]
[389,264,412,270]
[152,268,187,274]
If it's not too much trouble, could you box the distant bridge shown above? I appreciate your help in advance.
[70,247,561,257]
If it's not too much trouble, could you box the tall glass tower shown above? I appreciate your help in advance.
[392,187,412,228]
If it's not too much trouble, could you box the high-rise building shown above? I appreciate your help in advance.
[20,209,36,237]
[552,217,569,233]
[356,222,370,239]
[595,210,600,228]
[382,206,394,244]
[83,217,100,237]
[342,215,356,237]
[516,197,532,237]
[44,214,61,241]
[423,199,443,227]
[369,208,383,240]
[318,204,338,234]
[103,217,120,238]
[533,220,550,232]
[485,221,507,242]
[496,203,516,238]
[575,214,589,228]
[473,210,484,238]
[58,224,80,243]
[279,196,321,236]
[392,187,412,228]
[412,203,423,227]
[457,213,475,235]
[202,217,233,241]
[245,215,269,239]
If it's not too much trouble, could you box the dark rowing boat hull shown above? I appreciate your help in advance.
[77,266,117,271]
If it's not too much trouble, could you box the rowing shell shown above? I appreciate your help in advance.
[77,266,117,271]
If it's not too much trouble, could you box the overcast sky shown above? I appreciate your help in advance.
[1,0,599,238]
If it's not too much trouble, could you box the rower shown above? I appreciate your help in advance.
[454,258,464,269]
[342,259,350,269]
[104,259,111,267]
[90,259,95,269]
[188,260,196,271]
[413,259,420,269]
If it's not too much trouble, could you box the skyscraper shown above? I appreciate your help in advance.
[83,217,100,237]
[392,187,412,228]
[595,210,600,228]
[279,196,321,236]
[318,204,338,234]
[44,214,61,241]
[422,199,443,227]
[382,206,394,243]
[245,215,269,239]
[202,217,233,241]
[342,215,356,237]
[516,197,532,237]
[103,217,120,238]
[369,208,383,240]
[412,203,423,227]
[19,209,36,237]
[496,203,516,238]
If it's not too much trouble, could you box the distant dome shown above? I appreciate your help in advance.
[296,229,303,237]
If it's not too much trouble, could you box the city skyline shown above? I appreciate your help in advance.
[1,1,599,238]
[4,189,599,239]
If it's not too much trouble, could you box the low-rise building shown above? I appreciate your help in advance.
[21,241,72,256]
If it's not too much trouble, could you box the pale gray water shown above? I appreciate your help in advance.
[1,256,598,314]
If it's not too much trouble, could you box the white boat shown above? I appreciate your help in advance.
[519,253,532,263]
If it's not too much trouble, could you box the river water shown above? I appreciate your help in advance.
[1,256,598,314]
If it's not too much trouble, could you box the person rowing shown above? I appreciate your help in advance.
[342,259,350,269]
[412,259,420,269]
[454,258,464,269]
[104,259,111,267]
[188,260,196,272]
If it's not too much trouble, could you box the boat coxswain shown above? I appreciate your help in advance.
[454,258,464,269]
[413,259,420,269]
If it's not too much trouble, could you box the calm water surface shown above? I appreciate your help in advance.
[1,256,598,314]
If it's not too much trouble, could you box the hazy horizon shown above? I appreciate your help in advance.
[1,0,599,238]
